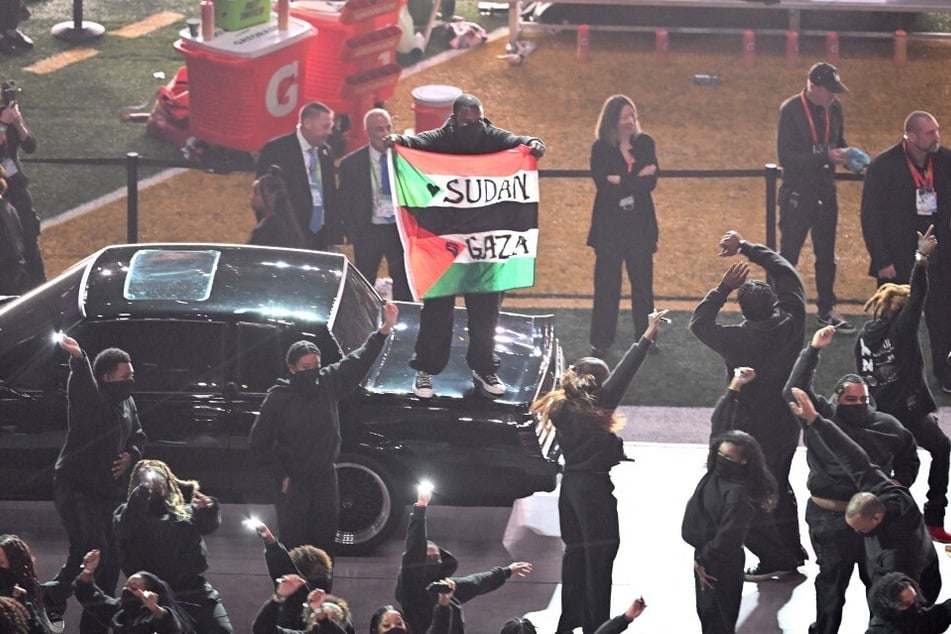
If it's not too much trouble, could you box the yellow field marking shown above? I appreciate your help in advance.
[23,48,98,74]
[112,11,185,38]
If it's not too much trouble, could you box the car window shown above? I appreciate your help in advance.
[124,249,220,301]
[77,321,225,393]
[235,322,283,394]
[332,266,382,354]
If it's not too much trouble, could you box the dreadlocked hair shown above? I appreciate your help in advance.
[127,459,200,520]
[864,283,910,321]
[0,596,29,633]
[0,535,41,601]
[531,359,625,432]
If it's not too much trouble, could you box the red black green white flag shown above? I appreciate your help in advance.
[390,145,539,300]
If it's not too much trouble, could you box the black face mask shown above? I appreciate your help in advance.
[0,567,17,595]
[290,368,319,392]
[101,379,135,402]
[385,629,407,634]
[837,404,870,427]
[715,454,748,482]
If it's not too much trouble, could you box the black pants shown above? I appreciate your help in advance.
[806,500,869,634]
[178,579,233,634]
[43,477,121,634]
[694,551,745,634]
[0,0,21,30]
[6,181,45,288]
[556,472,619,634]
[590,244,654,350]
[779,184,838,314]
[925,269,951,385]
[353,223,411,301]
[409,292,501,376]
[905,412,951,527]
[744,444,805,567]
[276,469,338,557]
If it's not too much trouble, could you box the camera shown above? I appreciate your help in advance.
[1,81,17,108]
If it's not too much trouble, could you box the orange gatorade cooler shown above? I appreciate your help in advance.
[411,85,462,134]
[174,17,316,152]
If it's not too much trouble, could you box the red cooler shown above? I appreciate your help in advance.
[174,17,316,152]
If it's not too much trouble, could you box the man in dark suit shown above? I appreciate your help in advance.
[257,102,343,251]
[339,108,410,301]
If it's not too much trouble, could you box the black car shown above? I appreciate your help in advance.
[0,244,562,553]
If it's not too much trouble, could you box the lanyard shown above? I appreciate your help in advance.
[799,92,830,146]
[903,139,934,189]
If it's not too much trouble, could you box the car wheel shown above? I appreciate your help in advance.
[335,454,404,555]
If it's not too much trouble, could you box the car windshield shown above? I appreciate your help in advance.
[124,249,220,301]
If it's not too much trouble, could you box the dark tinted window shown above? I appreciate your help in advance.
[235,322,283,393]
[77,321,225,393]
[332,266,381,353]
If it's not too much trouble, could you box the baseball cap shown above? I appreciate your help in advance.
[808,62,848,93]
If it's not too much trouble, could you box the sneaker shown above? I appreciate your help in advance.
[8,30,33,49]
[744,562,797,582]
[817,310,856,334]
[413,371,433,399]
[928,525,951,543]
[472,370,506,397]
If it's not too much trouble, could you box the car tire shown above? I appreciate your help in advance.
[335,454,404,555]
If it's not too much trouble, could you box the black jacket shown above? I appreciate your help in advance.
[856,258,937,422]
[777,91,846,195]
[114,484,221,591]
[806,417,936,587]
[785,344,919,499]
[690,241,805,446]
[262,539,332,629]
[681,469,755,571]
[586,134,659,253]
[552,337,652,473]
[74,575,194,633]
[860,142,951,280]
[395,504,512,634]
[249,331,387,480]
[393,116,541,156]
[251,598,349,634]
[54,353,147,497]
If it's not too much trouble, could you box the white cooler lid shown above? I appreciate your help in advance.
[411,84,463,107]
[181,15,316,58]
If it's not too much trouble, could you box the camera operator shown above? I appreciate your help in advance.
[0,1,32,54]
[0,81,44,288]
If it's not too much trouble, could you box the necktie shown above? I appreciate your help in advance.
[307,147,324,234]
[380,151,391,196]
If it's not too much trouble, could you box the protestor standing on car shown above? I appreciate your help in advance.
[777,62,854,333]
[586,94,659,359]
[74,548,195,633]
[0,534,57,633]
[395,482,533,634]
[42,334,146,634]
[249,302,399,555]
[247,165,306,249]
[690,229,808,581]
[856,225,951,544]
[0,84,44,287]
[789,388,942,604]
[531,309,665,634]
[0,165,28,294]
[683,429,777,634]
[385,93,545,400]
[257,102,344,251]
[338,108,411,301]
[251,520,333,630]
[859,111,951,394]
[252,574,353,634]
[114,459,232,634]
[785,325,919,634]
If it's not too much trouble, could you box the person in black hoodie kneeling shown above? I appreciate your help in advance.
[867,572,951,634]
[395,483,532,634]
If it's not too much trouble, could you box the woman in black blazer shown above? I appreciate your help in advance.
[587,95,659,358]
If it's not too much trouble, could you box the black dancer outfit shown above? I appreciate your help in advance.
[251,598,349,634]
[805,415,941,604]
[43,350,146,634]
[777,86,846,319]
[339,144,411,300]
[866,573,951,634]
[114,483,232,633]
[552,337,653,634]
[390,114,543,385]
[249,330,389,554]
[395,503,517,634]
[587,132,658,352]
[857,252,951,533]
[74,571,195,633]
[860,139,951,391]
[247,212,304,249]
[260,537,332,629]
[681,426,756,634]
[785,344,919,634]
[690,240,807,573]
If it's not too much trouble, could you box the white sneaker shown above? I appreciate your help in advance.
[413,371,434,399]
[472,370,506,397]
